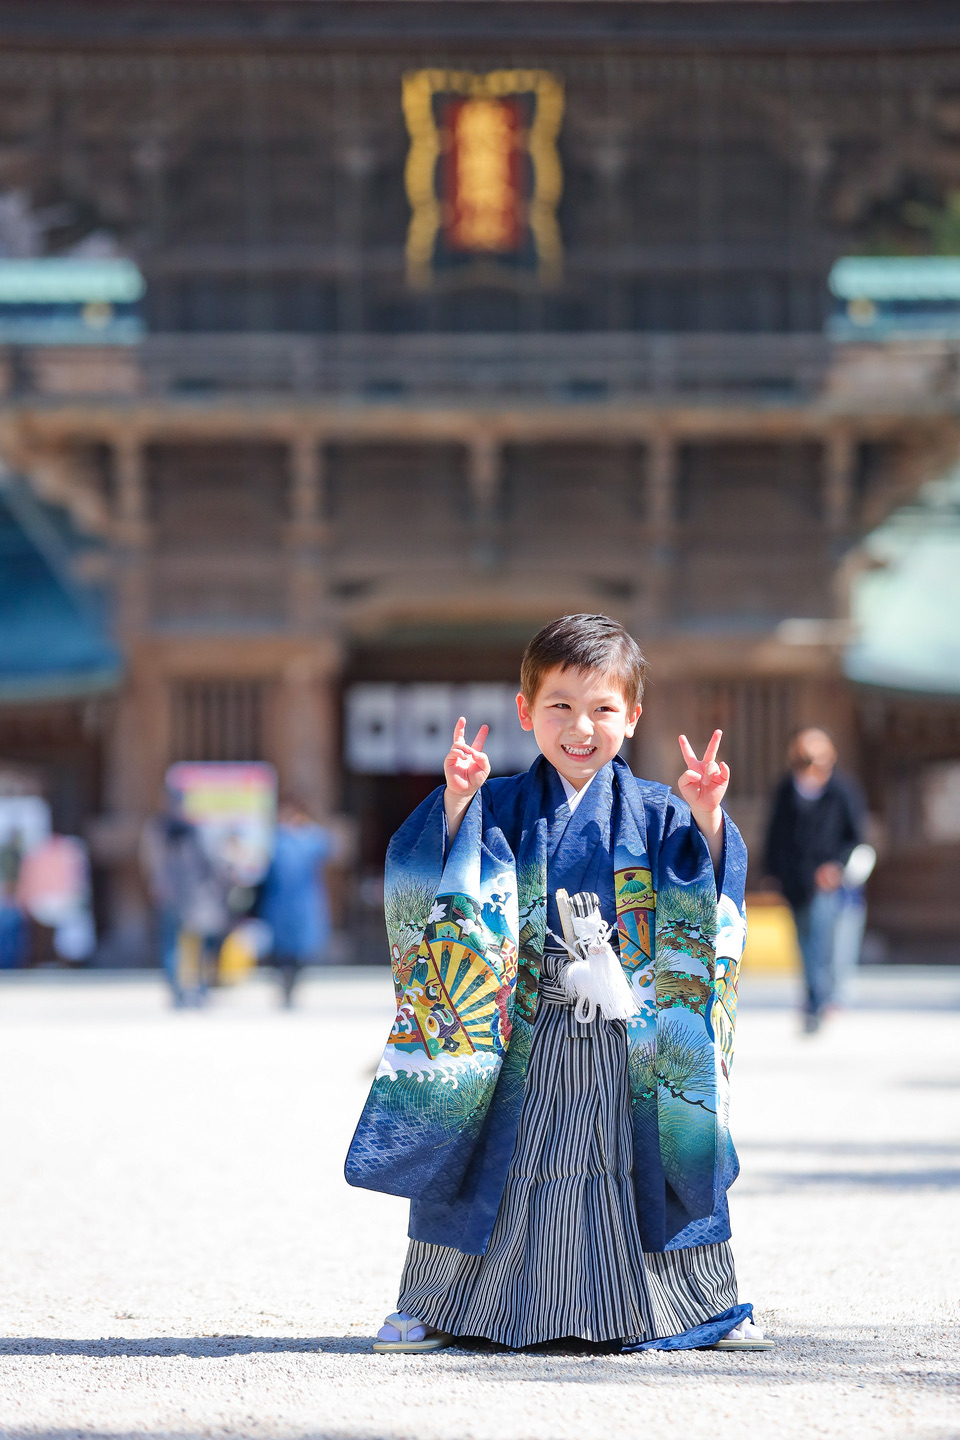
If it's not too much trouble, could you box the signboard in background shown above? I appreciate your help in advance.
[0,795,51,867]
[403,69,564,289]
[345,683,541,775]
[17,835,95,961]
[1,796,95,964]
[165,762,277,885]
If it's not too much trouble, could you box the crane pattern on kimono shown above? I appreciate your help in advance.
[487,875,514,917]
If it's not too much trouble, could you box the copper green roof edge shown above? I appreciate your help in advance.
[0,259,145,305]
[845,651,960,696]
[830,256,960,301]
[0,666,120,706]
[842,461,960,695]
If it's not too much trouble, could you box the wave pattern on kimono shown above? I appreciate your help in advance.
[345,755,748,1256]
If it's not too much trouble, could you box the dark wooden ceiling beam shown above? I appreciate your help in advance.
[0,2,957,55]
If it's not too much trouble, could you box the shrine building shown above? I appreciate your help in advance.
[2,1,960,961]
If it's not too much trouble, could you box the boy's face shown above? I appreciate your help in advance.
[516,665,641,790]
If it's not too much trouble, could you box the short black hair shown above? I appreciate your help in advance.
[520,614,646,708]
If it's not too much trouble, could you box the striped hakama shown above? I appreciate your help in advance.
[397,950,738,1348]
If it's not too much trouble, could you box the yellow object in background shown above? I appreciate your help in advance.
[177,931,202,990]
[218,928,257,986]
[741,894,801,974]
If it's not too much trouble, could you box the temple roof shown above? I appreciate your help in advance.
[0,479,119,704]
[846,469,960,697]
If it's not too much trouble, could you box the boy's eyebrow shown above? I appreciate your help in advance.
[541,688,623,703]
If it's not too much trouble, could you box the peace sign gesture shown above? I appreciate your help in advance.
[677,729,730,816]
[444,716,491,800]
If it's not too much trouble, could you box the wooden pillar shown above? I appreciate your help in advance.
[824,430,856,534]
[276,646,341,819]
[466,433,502,569]
[290,431,324,523]
[108,431,155,816]
[629,433,679,776]
[102,433,157,961]
[644,431,678,626]
[286,432,327,630]
[281,435,338,815]
[112,432,150,638]
[114,432,146,524]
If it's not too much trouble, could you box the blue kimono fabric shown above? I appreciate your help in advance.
[346,757,752,1350]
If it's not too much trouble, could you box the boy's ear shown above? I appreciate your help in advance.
[623,702,643,738]
[516,691,535,732]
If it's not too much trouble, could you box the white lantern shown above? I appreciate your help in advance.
[345,684,400,773]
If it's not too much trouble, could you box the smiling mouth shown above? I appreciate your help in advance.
[561,743,597,758]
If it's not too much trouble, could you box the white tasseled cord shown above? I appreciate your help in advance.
[550,890,640,1024]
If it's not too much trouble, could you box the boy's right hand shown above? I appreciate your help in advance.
[444,717,490,802]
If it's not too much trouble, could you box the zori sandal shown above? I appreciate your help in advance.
[372,1311,453,1353]
[710,1318,775,1351]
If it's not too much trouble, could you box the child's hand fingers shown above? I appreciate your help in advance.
[678,734,700,768]
[703,729,723,765]
[446,720,490,794]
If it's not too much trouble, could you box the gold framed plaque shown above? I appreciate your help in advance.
[402,68,564,289]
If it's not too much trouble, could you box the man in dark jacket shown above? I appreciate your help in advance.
[763,727,865,1031]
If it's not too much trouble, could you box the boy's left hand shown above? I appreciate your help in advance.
[677,729,729,817]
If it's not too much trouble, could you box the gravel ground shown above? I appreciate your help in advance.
[0,965,956,1440]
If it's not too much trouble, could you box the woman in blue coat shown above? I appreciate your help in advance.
[259,798,334,1006]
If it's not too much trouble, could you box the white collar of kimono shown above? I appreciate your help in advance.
[558,767,599,815]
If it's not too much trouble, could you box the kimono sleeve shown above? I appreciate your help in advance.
[655,797,748,1059]
[712,808,748,1077]
[345,791,519,1202]
[383,785,446,1002]
[651,797,747,1227]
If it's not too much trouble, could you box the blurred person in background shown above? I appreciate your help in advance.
[257,796,334,1007]
[141,790,232,1007]
[0,826,27,967]
[763,727,866,1033]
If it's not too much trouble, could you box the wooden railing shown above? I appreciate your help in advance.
[3,331,957,407]
[138,332,832,400]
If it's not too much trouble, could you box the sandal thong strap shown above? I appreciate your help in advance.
[383,1311,424,1343]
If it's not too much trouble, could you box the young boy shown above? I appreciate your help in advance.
[346,614,770,1353]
